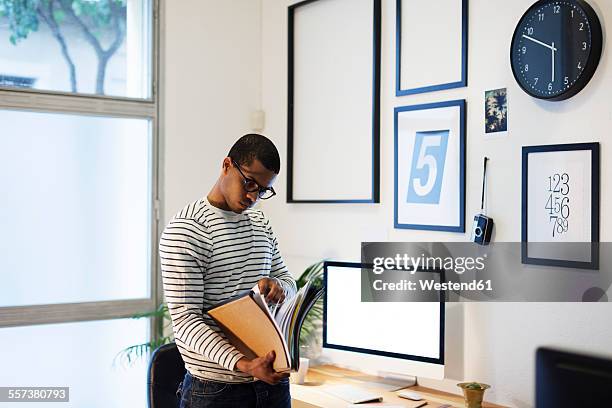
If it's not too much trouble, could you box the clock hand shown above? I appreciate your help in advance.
[522,34,557,51]
[551,42,555,83]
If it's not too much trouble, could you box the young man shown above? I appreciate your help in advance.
[160,134,296,408]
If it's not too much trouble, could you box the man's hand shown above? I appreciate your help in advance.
[235,351,289,385]
[258,277,286,303]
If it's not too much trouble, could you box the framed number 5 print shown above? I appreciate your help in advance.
[394,100,466,232]
[522,143,600,269]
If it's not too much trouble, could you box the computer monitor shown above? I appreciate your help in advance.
[536,347,612,407]
[322,261,445,379]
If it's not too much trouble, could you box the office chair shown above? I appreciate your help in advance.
[147,342,186,408]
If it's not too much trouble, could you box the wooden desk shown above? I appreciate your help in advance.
[291,365,507,408]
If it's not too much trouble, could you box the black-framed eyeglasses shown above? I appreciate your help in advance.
[231,159,277,200]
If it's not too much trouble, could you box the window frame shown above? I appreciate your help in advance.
[0,0,157,102]
[0,0,164,350]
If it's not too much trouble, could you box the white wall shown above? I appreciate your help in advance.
[259,0,612,406]
[162,0,262,224]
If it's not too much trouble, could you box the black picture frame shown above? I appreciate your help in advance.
[396,0,468,96]
[394,100,466,232]
[287,0,381,203]
[521,143,600,269]
[322,261,445,365]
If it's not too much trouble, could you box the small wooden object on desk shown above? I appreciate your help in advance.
[457,382,491,408]
[290,365,508,408]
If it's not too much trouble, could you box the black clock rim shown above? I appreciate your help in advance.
[510,0,603,101]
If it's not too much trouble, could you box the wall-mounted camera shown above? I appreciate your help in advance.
[473,157,494,246]
[472,213,493,245]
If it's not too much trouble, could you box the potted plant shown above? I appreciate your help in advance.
[294,261,324,360]
[113,303,174,367]
[457,382,491,408]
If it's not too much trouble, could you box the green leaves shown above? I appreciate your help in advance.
[52,7,64,23]
[465,382,483,390]
[296,260,324,290]
[113,336,174,368]
[0,0,125,44]
[71,0,125,40]
[131,303,169,321]
[0,0,41,44]
[299,298,323,347]
[114,303,174,367]
[297,261,325,348]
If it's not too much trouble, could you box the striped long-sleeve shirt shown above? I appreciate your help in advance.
[160,197,296,383]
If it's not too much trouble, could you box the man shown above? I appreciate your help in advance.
[160,134,296,408]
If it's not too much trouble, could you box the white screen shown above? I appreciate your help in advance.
[325,265,442,361]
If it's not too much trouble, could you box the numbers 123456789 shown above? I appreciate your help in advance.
[545,173,570,237]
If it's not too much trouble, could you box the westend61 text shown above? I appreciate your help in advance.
[372,279,493,292]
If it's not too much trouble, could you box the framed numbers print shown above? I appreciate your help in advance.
[522,143,600,269]
[394,100,466,232]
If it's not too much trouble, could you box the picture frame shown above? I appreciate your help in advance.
[484,87,508,135]
[396,0,468,96]
[287,0,381,203]
[394,100,466,232]
[521,143,600,269]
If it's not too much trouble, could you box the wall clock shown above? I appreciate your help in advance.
[510,0,602,101]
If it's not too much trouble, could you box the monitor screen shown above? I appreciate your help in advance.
[536,347,612,407]
[323,261,444,365]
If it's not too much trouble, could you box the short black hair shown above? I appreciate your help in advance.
[228,134,281,174]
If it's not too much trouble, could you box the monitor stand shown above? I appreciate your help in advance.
[310,366,416,392]
[348,371,417,392]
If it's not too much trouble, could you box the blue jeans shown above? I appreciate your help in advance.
[176,371,291,408]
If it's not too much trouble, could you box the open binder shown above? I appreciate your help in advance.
[206,280,323,372]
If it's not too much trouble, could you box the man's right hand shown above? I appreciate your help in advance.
[235,351,290,385]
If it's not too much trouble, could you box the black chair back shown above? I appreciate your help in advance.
[147,343,186,408]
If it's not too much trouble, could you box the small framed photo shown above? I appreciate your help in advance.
[394,100,466,232]
[522,143,600,269]
[485,88,507,134]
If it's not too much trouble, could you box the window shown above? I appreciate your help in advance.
[0,318,150,407]
[0,0,153,98]
[0,110,152,307]
[0,0,160,399]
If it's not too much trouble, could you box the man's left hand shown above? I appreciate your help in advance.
[258,277,286,303]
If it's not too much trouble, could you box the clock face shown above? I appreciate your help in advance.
[510,0,602,101]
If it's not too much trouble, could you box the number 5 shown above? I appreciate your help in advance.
[406,130,449,204]
[412,137,439,196]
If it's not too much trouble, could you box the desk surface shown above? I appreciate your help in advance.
[291,365,508,408]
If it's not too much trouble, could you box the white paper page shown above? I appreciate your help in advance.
[251,283,292,362]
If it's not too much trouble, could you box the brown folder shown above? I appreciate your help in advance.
[207,292,291,372]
